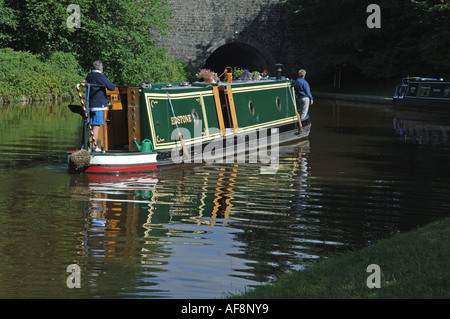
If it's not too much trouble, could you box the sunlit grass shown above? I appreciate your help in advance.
[230,217,450,299]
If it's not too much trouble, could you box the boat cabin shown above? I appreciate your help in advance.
[393,77,450,108]
[90,80,306,154]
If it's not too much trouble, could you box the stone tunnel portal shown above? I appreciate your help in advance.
[203,42,273,78]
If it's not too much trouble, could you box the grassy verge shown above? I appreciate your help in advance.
[230,217,450,299]
[0,48,84,103]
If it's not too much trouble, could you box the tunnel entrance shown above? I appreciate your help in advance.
[203,42,272,77]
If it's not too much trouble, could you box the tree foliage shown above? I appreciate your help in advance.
[0,48,83,102]
[0,0,192,86]
[284,0,450,81]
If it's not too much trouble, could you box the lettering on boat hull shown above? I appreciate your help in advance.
[171,114,193,126]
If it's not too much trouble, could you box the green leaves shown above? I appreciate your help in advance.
[0,0,18,44]
[1,0,192,88]
[0,48,83,102]
[285,0,450,81]
[120,46,194,86]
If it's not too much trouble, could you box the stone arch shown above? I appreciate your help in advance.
[202,41,276,76]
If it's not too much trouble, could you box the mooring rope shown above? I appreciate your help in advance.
[76,82,98,150]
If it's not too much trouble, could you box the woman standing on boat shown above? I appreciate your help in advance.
[294,69,313,120]
[86,60,116,152]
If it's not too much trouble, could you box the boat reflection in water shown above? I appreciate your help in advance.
[393,109,450,145]
[67,141,313,298]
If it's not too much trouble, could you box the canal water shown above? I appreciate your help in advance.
[1,99,450,298]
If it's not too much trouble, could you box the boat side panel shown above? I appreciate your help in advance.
[403,80,450,100]
[155,120,311,167]
[230,81,297,130]
[138,81,301,153]
[141,87,221,151]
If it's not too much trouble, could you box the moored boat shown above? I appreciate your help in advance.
[393,76,450,109]
[68,77,311,174]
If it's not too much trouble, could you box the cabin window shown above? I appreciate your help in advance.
[248,101,255,115]
[276,97,281,111]
[407,85,417,96]
[444,86,450,97]
[418,85,430,97]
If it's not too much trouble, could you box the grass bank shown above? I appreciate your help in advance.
[230,217,450,299]
[0,48,84,104]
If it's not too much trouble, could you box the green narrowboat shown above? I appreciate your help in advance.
[68,78,311,174]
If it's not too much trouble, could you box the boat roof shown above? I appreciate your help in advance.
[140,78,291,92]
[404,77,447,82]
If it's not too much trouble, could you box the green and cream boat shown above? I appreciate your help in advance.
[68,78,311,174]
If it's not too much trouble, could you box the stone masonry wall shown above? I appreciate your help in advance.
[157,0,306,79]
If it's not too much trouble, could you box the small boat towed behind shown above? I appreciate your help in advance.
[68,76,311,174]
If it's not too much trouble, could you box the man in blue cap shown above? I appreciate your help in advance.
[294,69,313,120]
[86,60,116,152]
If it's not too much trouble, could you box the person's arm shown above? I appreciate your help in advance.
[294,79,300,98]
[305,82,313,102]
[99,74,116,91]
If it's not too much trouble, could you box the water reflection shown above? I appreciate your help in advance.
[393,108,450,145]
[3,100,450,298]
[67,142,315,297]
[0,102,81,170]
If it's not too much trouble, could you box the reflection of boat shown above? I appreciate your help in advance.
[68,74,311,174]
[67,142,310,259]
[68,141,310,226]
[393,109,450,145]
[393,76,450,109]
[67,142,315,297]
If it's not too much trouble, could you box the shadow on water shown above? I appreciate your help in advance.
[1,100,450,298]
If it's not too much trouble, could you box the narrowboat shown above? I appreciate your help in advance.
[393,76,450,109]
[68,78,311,174]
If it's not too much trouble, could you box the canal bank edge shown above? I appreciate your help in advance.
[228,217,450,299]
[0,90,393,106]
[315,92,393,105]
